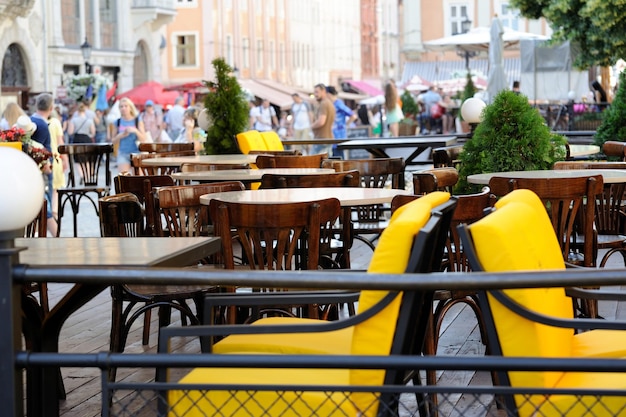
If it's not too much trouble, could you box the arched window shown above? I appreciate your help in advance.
[2,44,28,87]
[133,42,149,86]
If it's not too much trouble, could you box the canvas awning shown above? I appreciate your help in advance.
[344,79,384,96]
[238,79,295,110]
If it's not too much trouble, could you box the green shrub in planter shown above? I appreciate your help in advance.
[457,90,567,193]
[595,70,626,147]
[203,58,250,154]
[401,90,419,119]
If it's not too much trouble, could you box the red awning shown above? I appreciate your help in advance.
[116,81,181,110]
[344,79,384,97]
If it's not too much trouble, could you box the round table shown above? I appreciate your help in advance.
[141,154,258,167]
[467,169,626,185]
[568,144,600,158]
[172,168,335,183]
[199,187,411,207]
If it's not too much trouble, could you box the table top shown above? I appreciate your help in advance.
[141,154,258,167]
[337,136,457,150]
[16,237,221,267]
[467,169,626,185]
[171,168,335,182]
[568,144,600,157]
[200,187,411,207]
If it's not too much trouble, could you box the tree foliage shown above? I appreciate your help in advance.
[511,0,626,68]
[595,70,626,147]
[457,90,567,193]
[203,58,250,154]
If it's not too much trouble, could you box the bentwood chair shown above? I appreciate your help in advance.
[138,142,194,153]
[114,173,175,236]
[602,140,626,161]
[432,145,464,169]
[99,193,217,382]
[57,143,113,237]
[130,150,196,175]
[413,167,459,194]
[459,188,626,417]
[23,200,49,314]
[322,157,405,250]
[159,192,456,417]
[255,153,328,169]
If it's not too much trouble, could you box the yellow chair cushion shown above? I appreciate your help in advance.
[260,131,285,151]
[236,130,267,154]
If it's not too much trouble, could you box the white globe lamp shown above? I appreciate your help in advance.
[461,97,486,135]
[0,147,45,237]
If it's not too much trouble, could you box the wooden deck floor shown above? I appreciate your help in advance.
[40,231,626,416]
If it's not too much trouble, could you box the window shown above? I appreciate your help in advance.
[242,38,250,68]
[176,0,198,7]
[61,0,79,45]
[174,33,198,67]
[256,40,263,67]
[269,41,274,70]
[450,3,469,35]
[500,2,520,31]
[99,0,118,49]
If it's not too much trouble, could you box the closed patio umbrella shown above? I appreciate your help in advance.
[486,17,508,103]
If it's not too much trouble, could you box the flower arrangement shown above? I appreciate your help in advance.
[65,73,113,101]
[0,127,52,169]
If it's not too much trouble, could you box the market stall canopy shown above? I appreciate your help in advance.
[424,26,549,53]
[117,81,180,110]
[343,79,384,96]
[164,81,210,93]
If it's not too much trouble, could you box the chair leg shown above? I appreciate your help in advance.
[423,312,439,417]
[142,309,152,345]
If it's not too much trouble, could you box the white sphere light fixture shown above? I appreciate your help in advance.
[0,147,45,232]
[460,97,486,124]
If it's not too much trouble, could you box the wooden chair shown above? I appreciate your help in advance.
[114,173,175,236]
[57,143,113,237]
[602,140,626,161]
[180,162,250,172]
[157,181,245,238]
[99,193,217,382]
[432,144,464,168]
[321,158,405,250]
[459,188,626,416]
[553,161,626,267]
[138,143,194,153]
[248,149,301,156]
[130,150,196,175]
[255,153,328,169]
[160,193,457,417]
[413,167,459,194]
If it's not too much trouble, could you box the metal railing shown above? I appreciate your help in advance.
[7,247,626,416]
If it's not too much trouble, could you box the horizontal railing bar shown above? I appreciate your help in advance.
[12,265,626,290]
[16,352,626,373]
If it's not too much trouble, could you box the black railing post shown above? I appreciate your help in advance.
[0,231,24,417]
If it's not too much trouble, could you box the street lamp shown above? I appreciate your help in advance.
[80,37,92,75]
[456,18,478,73]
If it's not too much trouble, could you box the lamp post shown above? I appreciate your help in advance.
[456,18,478,74]
[80,37,92,75]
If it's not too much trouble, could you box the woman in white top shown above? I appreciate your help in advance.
[174,107,206,152]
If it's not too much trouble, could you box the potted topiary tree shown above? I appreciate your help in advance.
[399,90,419,136]
[594,70,626,148]
[456,89,568,193]
[203,57,250,154]
[456,74,478,133]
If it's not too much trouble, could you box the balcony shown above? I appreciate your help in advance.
[131,0,176,30]
[0,0,36,20]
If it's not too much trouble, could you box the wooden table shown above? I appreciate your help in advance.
[19,237,221,417]
[467,169,626,185]
[141,154,258,168]
[336,136,457,165]
[171,168,335,184]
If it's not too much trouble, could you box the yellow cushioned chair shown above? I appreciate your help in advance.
[459,189,626,417]
[259,130,285,151]
[235,130,267,154]
[211,191,450,355]
[165,192,455,417]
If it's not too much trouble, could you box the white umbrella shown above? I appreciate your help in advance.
[424,26,549,53]
[486,17,508,103]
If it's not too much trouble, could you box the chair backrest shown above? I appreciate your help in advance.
[236,130,267,154]
[259,170,360,189]
[488,175,603,267]
[138,143,195,153]
[349,191,455,412]
[248,149,302,156]
[553,161,626,170]
[114,173,175,236]
[131,150,196,175]
[99,193,145,237]
[157,181,245,237]
[256,153,328,169]
[432,145,463,168]
[259,131,285,151]
[180,162,250,172]
[458,189,573,404]
[209,198,341,270]
[602,140,626,161]
[321,158,405,189]
[58,143,113,187]
[413,167,459,194]
[25,200,47,238]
